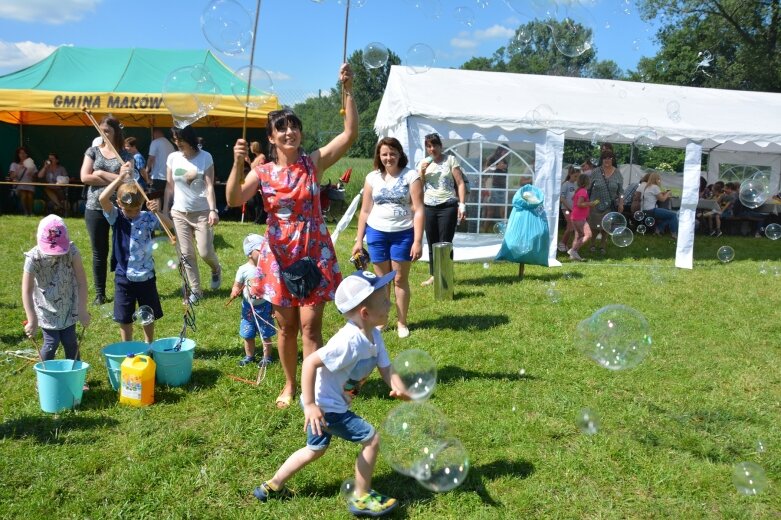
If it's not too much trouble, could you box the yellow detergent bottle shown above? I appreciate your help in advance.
[120,353,155,406]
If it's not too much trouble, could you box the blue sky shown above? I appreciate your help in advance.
[0,0,660,104]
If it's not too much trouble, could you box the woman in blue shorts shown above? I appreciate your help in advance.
[353,137,424,338]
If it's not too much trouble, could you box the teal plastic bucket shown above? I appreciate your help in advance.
[150,338,196,387]
[101,341,150,391]
[33,360,90,413]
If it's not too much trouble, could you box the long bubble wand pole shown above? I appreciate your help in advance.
[340,0,351,116]
[81,108,176,245]
[242,0,263,141]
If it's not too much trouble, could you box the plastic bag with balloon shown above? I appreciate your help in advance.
[495,185,549,266]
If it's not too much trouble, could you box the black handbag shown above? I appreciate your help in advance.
[273,156,323,300]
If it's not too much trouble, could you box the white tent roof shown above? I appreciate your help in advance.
[375,66,781,153]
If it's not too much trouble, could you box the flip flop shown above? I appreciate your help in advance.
[420,277,434,287]
[275,392,295,410]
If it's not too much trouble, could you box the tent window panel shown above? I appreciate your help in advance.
[718,163,771,183]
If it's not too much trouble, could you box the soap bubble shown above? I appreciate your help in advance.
[414,437,470,492]
[765,223,781,240]
[120,192,134,205]
[576,408,600,435]
[133,305,155,326]
[532,104,555,127]
[508,27,533,52]
[546,287,561,303]
[601,212,627,236]
[656,59,669,74]
[756,440,767,454]
[99,303,114,320]
[340,478,357,500]
[405,43,436,74]
[644,216,655,227]
[636,224,647,235]
[549,6,595,58]
[243,277,265,306]
[362,42,389,69]
[454,6,474,27]
[611,227,633,247]
[633,210,645,222]
[493,221,507,235]
[149,237,180,273]
[738,178,769,209]
[231,65,274,109]
[717,245,735,263]
[380,402,451,476]
[162,65,221,122]
[189,178,208,197]
[732,462,768,496]
[635,127,657,151]
[482,262,490,269]
[666,100,681,122]
[392,349,437,401]
[201,0,253,56]
[576,304,652,370]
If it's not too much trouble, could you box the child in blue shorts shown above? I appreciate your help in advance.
[254,270,408,517]
[229,234,276,367]
[99,167,173,343]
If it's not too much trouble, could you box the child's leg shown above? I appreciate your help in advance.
[571,221,585,251]
[581,222,593,245]
[244,337,256,358]
[40,328,60,361]
[354,432,380,496]
[268,447,327,490]
[142,322,154,344]
[60,324,79,360]
[119,323,133,341]
[261,337,273,359]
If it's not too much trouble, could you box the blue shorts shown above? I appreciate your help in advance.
[239,299,276,340]
[365,225,414,263]
[306,410,375,451]
[114,275,163,325]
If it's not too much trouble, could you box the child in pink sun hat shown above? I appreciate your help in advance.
[22,215,90,360]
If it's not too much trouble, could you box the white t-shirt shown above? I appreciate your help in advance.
[365,167,419,233]
[312,321,391,414]
[641,183,662,211]
[234,262,258,284]
[149,136,176,181]
[421,154,460,206]
[167,150,213,212]
[560,181,577,210]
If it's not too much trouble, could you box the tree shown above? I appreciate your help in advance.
[636,0,781,91]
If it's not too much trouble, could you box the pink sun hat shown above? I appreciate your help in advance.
[37,214,70,255]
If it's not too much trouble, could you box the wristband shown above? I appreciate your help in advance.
[209,209,218,213]
[458,203,466,213]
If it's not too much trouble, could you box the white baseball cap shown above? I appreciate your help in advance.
[334,270,396,314]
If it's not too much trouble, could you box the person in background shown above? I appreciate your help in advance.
[124,137,150,189]
[558,165,579,253]
[481,146,510,232]
[226,63,357,410]
[37,152,69,216]
[352,137,424,339]
[640,172,678,239]
[80,115,133,305]
[418,133,467,287]
[146,127,175,203]
[587,149,624,254]
[9,146,37,216]
[22,215,90,361]
[164,125,222,303]
[580,158,594,177]
[568,174,599,261]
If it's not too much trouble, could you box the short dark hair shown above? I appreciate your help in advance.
[100,115,124,153]
[424,133,442,148]
[373,137,408,171]
[600,149,615,161]
[171,125,199,152]
[124,136,138,148]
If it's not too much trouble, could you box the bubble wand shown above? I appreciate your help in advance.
[21,320,46,369]
[241,0,263,140]
[340,0,351,116]
[81,108,176,245]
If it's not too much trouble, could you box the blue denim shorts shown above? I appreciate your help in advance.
[306,410,375,451]
[239,300,276,340]
[366,225,414,263]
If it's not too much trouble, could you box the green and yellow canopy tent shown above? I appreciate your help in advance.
[0,46,279,180]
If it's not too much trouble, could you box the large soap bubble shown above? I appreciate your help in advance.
[576,304,652,370]
[414,437,470,492]
[601,212,627,236]
[405,43,436,74]
[765,223,781,240]
[576,408,600,435]
[231,66,274,109]
[633,210,646,222]
[549,7,595,58]
[362,42,389,69]
[732,462,768,495]
[149,237,179,274]
[189,177,208,197]
[738,178,769,209]
[380,402,452,477]
[453,6,474,27]
[493,221,507,235]
[392,349,437,401]
[132,305,155,326]
[611,227,633,247]
[717,245,735,263]
[635,127,657,151]
[162,65,221,124]
[201,0,253,56]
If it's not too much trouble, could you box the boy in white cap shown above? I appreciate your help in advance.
[254,270,408,517]
[22,215,90,360]
[229,234,275,366]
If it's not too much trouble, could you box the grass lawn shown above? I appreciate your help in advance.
[1,169,780,518]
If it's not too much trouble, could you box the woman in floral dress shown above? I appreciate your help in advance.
[226,63,358,408]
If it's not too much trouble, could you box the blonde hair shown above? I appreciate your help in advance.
[647,172,662,186]
[117,182,143,209]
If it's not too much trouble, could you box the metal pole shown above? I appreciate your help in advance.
[432,242,454,301]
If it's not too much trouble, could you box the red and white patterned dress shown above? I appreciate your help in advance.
[254,155,342,307]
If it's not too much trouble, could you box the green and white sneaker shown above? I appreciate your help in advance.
[253,481,293,502]
[348,489,398,517]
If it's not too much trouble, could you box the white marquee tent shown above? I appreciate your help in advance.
[375,66,781,269]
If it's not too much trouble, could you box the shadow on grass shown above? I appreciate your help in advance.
[438,364,539,384]
[459,271,583,286]
[412,314,509,331]
[453,290,485,301]
[0,414,120,444]
[186,367,221,390]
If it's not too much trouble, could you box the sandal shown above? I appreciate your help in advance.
[420,276,434,287]
[275,392,295,410]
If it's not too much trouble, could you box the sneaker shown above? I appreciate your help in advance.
[710,230,717,236]
[259,355,273,366]
[210,266,223,290]
[714,230,722,237]
[253,481,293,502]
[557,242,567,253]
[93,294,106,306]
[187,292,201,306]
[397,324,410,338]
[596,232,603,240]
[755,232,762,238]
[567,249,583,262]
[239,355,256,367]
[348,490,398,517]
